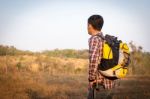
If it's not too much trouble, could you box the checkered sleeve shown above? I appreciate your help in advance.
[88,36,102,82]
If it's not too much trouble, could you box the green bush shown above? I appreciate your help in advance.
[0,45,33,56]
[42,49,88,59]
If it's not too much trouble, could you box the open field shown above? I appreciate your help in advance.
[0,55,88,99]
[0,71,88,99]
[0,71,150,99]
[95,76,150,99]
[0,55,150,99]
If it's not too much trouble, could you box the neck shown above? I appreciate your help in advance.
[92,30,101,36]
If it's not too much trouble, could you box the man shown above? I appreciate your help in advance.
[87,15,115,99]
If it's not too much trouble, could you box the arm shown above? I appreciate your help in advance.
[88,36,101,82]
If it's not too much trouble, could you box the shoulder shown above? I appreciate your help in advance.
[89,35,102,43]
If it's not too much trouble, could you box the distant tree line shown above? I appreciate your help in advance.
[0,45,88,59]
[0,45,33,56]
[42,49,88,59]
[128,42,150,75]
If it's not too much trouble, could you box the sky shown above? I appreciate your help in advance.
[0,0,150,52]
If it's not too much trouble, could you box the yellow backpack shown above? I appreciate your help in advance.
[97,34,130,79]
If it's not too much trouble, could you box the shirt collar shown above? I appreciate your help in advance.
[96,32,103,36]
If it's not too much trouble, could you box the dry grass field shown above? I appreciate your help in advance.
[0,55,88,99]
[0,54,150,99]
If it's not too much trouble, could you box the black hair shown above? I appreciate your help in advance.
[88,15,104,31]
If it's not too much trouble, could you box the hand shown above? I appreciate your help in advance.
[88,80,96,90]
[88,79,103,90]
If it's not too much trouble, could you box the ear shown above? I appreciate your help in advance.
[88,24,94,31]
[88,24,92,28]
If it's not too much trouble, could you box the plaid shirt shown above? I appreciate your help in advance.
[88,32,115,89]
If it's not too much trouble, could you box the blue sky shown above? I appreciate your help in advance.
[0,0,150,52]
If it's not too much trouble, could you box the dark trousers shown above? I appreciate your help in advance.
[87,85,113,99]
[87,87,95,99]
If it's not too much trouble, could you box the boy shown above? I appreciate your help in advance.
[87,15,115,99]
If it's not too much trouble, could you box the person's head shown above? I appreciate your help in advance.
[87,15,104,35]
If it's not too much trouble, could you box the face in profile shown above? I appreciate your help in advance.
[87,24,93,35]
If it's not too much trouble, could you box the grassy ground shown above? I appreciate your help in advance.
[0,55,150,99]
[0,55,88,99]
[0,71,88,99]
[95,76,150,99]
[1,70,150,99]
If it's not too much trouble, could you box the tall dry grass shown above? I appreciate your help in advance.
[0,44,150,99]
[0,55,88,99]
